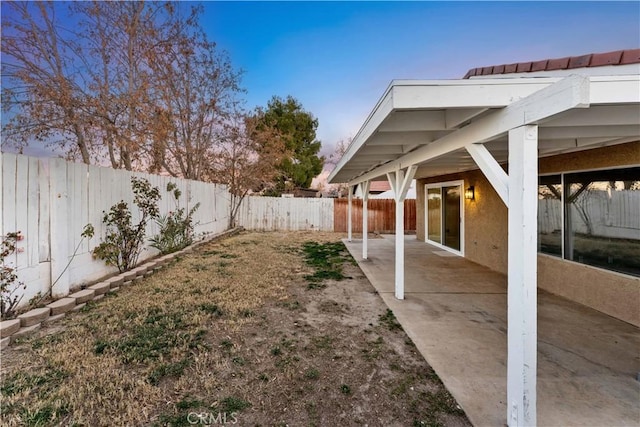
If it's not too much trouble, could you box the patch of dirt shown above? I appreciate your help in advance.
[0,231,470,426]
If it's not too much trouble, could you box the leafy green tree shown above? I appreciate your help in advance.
[254,96,324,195]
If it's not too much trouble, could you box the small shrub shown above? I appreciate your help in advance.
[340,384,351,395]
[1,231,26,319]
[149,182,200,255]
[92,177,161,272]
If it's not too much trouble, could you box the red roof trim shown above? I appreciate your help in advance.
[621,49,640,64]
[516,61,532,73]
[463,49,640,78]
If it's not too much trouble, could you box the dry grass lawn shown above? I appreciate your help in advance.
[0,231,470,426]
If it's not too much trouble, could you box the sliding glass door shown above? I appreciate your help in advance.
[426,182,463,253]
[443,186,461,251]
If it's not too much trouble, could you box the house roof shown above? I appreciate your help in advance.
[464,49,640,79]
[369,181,391,193]
[328,70,639,185]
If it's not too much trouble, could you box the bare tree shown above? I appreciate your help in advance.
[73,1,162,170]
[2,1,92,162]
[327,137,351,197]
[147,5,243,180]
[207,113,287,228]
[2,1,242,177]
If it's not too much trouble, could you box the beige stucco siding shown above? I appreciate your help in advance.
[415,141,640,326]
[417,169,509,273]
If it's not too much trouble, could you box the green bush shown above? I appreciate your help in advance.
[92,177,161,272]
[1,231,25,319]
[149,182,200,255]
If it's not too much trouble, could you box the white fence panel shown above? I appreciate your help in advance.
[238,196,334,231]
[1,153,233,307]
[2,152,339,309]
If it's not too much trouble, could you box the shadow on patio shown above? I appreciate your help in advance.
[344,235,640,427]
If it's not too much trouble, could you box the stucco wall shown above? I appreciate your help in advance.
[538,255,640,326]
[416,169,509,273]
[415,141,640,326]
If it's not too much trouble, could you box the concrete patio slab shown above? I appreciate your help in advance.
[344,235,640,427]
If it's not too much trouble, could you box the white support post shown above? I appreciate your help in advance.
[507,125,538,427]
[347,186,353,242]
[394,169,405,300]
[387,165,417,300]
[361,181,371,259]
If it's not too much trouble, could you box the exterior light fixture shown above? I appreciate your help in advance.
[464,186,475,200]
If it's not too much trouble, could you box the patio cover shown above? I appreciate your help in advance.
[328,71,640,426]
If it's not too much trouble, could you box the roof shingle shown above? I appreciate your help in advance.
[463,49,640,78]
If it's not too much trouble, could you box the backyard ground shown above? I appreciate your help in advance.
[0,231,470,427]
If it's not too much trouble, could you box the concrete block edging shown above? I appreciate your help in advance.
[1,227,241,347]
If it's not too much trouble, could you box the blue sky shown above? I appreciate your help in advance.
[2,1,639,165]
[200,1,640,160]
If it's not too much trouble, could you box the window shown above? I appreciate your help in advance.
[427,188,442,243]
[538,175,562,256]
[538,167,640,277]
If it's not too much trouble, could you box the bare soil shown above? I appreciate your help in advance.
[0,231,470,427]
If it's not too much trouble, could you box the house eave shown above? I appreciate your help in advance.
[329,75,640,186]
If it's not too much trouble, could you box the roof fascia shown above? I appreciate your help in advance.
[346,75,590,186]
[328,77,562,184]
[589,75,640,104]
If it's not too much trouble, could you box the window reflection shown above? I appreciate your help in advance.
[564,167,640,276]
[537,167,640,277]
[538,175,562,256]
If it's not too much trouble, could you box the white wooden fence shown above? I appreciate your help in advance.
[1,152,231,306]
[237,196,334,231]
[1,153,340,309]
[538,190,640,239]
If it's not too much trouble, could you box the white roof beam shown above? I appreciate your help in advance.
[397,165,418,202]
[543,105,640,127]
[445,108,490,128]
[466,143,509,206]
[378,111,446,132]
[359,146,406,155]
[538,125,640,139]
[589,75,640,104]
[348,75,590,185]
[367,131,434,146]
